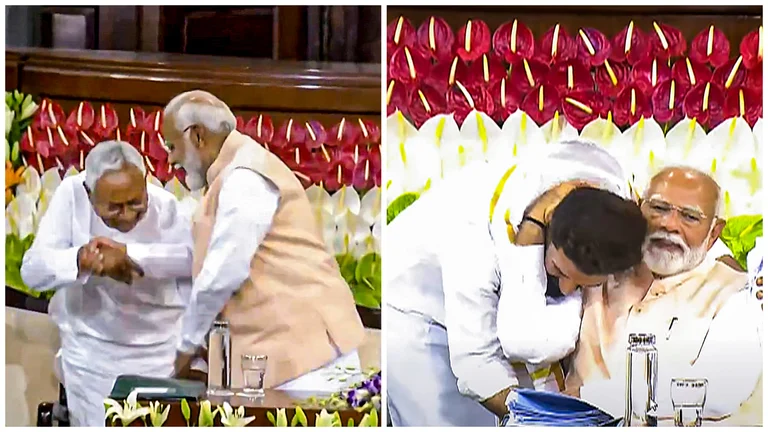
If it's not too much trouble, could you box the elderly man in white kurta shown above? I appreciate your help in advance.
[566,167,762,425]
[385,140,650,426]
[21,141,193,426]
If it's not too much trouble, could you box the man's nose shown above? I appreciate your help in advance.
[117,207,138,222]
[657,210,683,233]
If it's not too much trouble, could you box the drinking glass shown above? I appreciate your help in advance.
[670,378,707,427]
[240,354,268,397]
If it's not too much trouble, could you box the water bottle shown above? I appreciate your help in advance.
[624,333,658,426]
[207,320,233,396]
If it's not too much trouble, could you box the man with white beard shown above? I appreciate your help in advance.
[565,167,762,425]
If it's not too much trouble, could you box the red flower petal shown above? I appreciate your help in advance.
[240,114,275,145]
[386,79,411,117]
[324,147,357,192]
[683,82,726,128]
[631,58,672,95]
[328,118,361,148]
[447,82,494,126]
[613,84,653,127]
[724,86,762,128]
[652,79,687,124]
[671,57,712,91]
[546,60,594,95]
[739,27,763,70]
[124,107,148,142]
[575,28,611,67]
[509,58,549,97]
[20,125,44,155]
[33,99,66,130]
[388,45,431,85]
[417,16,455,63]
[489,77,522,122]
[711,56,747,90]
[408,84,448,128]
[48,125,79,158]
[387,16,417,56]
[595,60,630,98]
[368,144,382,187]
[649,22,687,60]
[535,24,577,65]
[689,25,730,67]
[357,119,381,145]
[466,53,507,89]
[91,104,120,140]
[351,145,377,191]
[561,90,607,130]
[493,19,536,64]
[455,19,491,62]
[272,118,306,150]
[302,120,326,150]
[64,101,95,131]
[425,56,470,93]
[520,84,561,126]
[746,67,762,94]
[609,21,650,65]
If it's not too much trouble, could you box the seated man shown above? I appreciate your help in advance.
[565,167,762,424]
[21,141,193,426]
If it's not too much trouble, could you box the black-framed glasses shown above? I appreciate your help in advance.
[640,198,709,226]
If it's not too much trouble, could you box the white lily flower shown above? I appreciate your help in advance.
[664,117,707,168]
[331,185,361,220]
[6,191,37,239]
[580,115,626,152]
[460,110,502,163]
[164,176,190,200]
[335,210,371,258]
[491,111,547,167]
[15,166,41,200]
[388,115,442,193]
[620,117,667,193]
[315,409,342,427]
[146,174,164,188]
[753,118,763,147]
[386,111,419,172]
[103,390,150,426]
[198,400,217,426]
[306,184,333,216]
[63,166,79,178]
[36,168,62,221]
[419,113,459,183]
[217,402,255,427]
[384,177,405,209]
[540,111,579,144]
[372,218,382,253]
[359,187,381,227]
[19,97,38,121]
[147,400,170,427]
[5,105,14,138]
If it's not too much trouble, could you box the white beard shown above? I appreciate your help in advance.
[182,151,206,191]
[642,231,709,276]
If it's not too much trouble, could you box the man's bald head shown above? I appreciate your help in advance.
[640,166,724,276]
[162,90,236,191]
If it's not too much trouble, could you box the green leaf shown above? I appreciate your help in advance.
[180,399,191,426]
[352,286,379,309]
[720,215,763,269]
[290,406,308,427]
[348,418,355,427]
[11,140,19,163]
[386,193,419,224]
[336,253,358,284]
[5,139,9,162]
[266,411,276,426]
[354,253,380,284]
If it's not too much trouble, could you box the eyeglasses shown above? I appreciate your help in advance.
[641,199,709,226]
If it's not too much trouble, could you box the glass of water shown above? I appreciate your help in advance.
[240,354,267,397]
[670,378,707,427]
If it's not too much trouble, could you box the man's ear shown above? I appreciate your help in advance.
[708,217,726,248]
[189,124,205,148]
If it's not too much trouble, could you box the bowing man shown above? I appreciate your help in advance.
[21,141,193,426]
[385,140,649,426]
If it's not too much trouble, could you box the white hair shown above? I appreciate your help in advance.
[84,140,146,190]
[163,91,237,135]
[642,165,723,217]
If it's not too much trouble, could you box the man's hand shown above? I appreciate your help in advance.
[90,237,145,284]
[481,387,514,418]
[174,351,195,379]
[77,242,104,276]
[527,181,596,224]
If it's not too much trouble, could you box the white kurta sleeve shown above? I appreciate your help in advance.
[177,168,279,353]
[495,245,583,366]
[20,178,86,291]
[440,219,519,402]
[124,195,194,279]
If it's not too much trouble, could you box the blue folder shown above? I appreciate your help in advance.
[501,388,620,427]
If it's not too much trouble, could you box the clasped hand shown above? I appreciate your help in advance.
[77,237,145,284]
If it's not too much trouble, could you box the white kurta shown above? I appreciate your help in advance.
[20,172,193,426]
[179,168,359,393]
[385,142,633,427]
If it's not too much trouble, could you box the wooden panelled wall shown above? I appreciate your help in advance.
[6,48,380,127]
[387,6,762,52]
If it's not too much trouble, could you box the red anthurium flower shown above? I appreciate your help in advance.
[44,124,79,159]
[609,21,650,65]
[689,25,730,67]
[455,19,491,62]
[357,119,380,145]
[520,84,561,126]
[417,16,455,63]
[64,101,96,131]
[509,58,549,98]
[631,58,672,95]
[90,104,120,140]
[490,77,522,122]
[32,99,66,130]
[671,57,712,91]
[535,24,577,65]
[711,56,747,91]
[300,150,331,187]
[493,19,536,64]
[140,110,168,161]
[20,125,52,158]
[745,67,762,94]
[724,86,762,128]
[466,53,507,89]
[575,27,611,67]
[447,81,494,126]
[281,145,314,172]
[649,21,687,60]
[547,60,594,95]
[613,84,653,127]
[324,147,357,192]
[561,90,607,130]
[147,157,177,183]
[349,145,377,191]
[389,45,431,85]
[240,114,275,146]
[425,56,469,93]
[328,117,361,148]
[739,27,763,70]
[408,84,448,128]
[683,82,726,128]
[272,118,306,150]
[595,60,630,98]
[302,120,326,150]
[652,79,687,124]
[387,16,417,58]
[386,79,411,117]
[125,107,148,143]
[367,143,382,187]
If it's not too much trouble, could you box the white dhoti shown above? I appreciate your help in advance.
[386,307,497,427]
[277,349,361,394]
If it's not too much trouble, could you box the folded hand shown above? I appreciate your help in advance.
[88,237,145,284]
